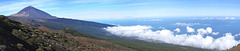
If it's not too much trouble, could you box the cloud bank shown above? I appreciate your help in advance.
[104,25,240,50]
[175,23,209,26]
[197,27,212,35]
[174,28,180,33]
[212,32,220,35]
[187,26,195,33]
[138,19,162,21]
[191,17,240,20]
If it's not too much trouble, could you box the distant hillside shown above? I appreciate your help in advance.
[0,15,109,51]
[8,17,116,38]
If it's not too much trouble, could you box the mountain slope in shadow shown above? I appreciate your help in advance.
[0,15,111,51]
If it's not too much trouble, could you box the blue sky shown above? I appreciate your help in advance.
[0,0,240,19]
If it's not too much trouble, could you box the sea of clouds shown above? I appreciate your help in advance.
[104,25,240,50]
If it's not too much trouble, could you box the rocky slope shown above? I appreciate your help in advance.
[0,15,109,51]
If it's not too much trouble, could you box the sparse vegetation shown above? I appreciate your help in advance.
[37,26,134,51]
[0,15,108,51]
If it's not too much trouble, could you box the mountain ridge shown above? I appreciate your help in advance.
[10,6,57,19]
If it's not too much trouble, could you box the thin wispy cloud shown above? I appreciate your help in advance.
[70,0,116,4]
[175,23,209,26]
[191,17,240,20]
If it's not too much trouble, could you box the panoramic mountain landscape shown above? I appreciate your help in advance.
[1,0,240,51]
[8,6,115,38]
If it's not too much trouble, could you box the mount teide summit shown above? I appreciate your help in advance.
[10,6,57,19]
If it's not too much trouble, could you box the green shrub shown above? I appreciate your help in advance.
[17,43,23,49]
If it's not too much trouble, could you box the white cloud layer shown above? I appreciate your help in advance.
[104,25,240,50]
[174,28,180,33]
[212,32,220,35]
[191,17,240,20]
[197,27,212,35]
[138,19,162,21]
[158,26,166,29]
[234,33,240,37]
[187,26,195,33]
[175,23,209,26]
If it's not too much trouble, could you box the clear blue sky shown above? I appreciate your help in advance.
[0,0,240,19]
